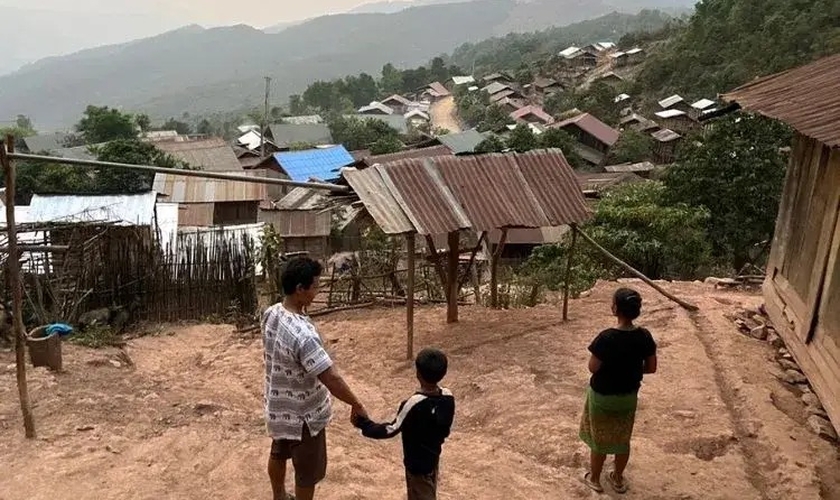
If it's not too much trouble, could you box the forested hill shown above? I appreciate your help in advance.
[636,0,840,97]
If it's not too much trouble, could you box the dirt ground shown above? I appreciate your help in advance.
[1,280,839,500]
[430,96,463,134]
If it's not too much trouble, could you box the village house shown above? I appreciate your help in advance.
[482,71,514,86]
[345,114,409,135]
[256,145,356,184]
[650,128,682,164]
[258,187,333,260]
[620,113,661,134]
[658,94,694,114]
[380,94,412,114]
[267,123,334,150]
[593,71,624,88]
[559,46,597,69]
[489,89,517,104]
[690,98,718,119]
[533,77,563,97]
[435,129,488,154]
[419,82,451,100]
[603,161,657,178]
[625,47,644,64]
[281,115,324,125]
[510,105,554,126]
[723,53,840,434]
[358,101,394,115]
[496,97,525,114]
[654,109,699,135]
[550,112,620,166]
[577,172,644,199]
[447,75,476,90]
[404,109,431,128]
[156,138,242,172]
[609,51,629,68]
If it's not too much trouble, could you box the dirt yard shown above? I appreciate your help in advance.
[1,281,838,499]
[430,96,462,134]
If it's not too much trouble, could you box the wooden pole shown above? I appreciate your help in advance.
[424,235,447,297]
[2,136,36,438]
[574,226,699,312]
[490,228,508,309]
[406,233,416,360]
[446,231,459,323]
[562,224,578,321]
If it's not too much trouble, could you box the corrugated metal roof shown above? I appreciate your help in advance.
[427,82,451,97]
[604,161,656,173]
[559,46,581,58]
[691,98,716,110]
[577,172,644,193]
[342,166,414,234]
[658,94,685,109]
[268,123,334,148]
[451,76,476,86]
[511,105,554,124]
[483,82,512,95]
[49,144,100,161]
[282,115,324,125]
[552,113,620,147]
[655,109,688,119]
[156,138,243,172]
[358,101,395,115]
[438,130,486,154]
[363,145,453,166]
[275,187,327,210]
[28,192,158,226]
[382,158,471,235]
[274,146,355,182]
[489,89,516,103]
[626,48,643,55]
[381,94,412,106]
[404,109,430,121]
[343,150,589,235]
[651,129,682,143]
[153,171,267,203]
[722,53,840,148]
[22,133,69,153]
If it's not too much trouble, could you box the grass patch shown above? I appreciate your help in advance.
[69,325,123,349]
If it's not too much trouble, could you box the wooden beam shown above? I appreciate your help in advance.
[490,228,508,308]
[458,232,486,290]
[446,231,459,323]
[562,224,578,321]
[2,135,36,438]
[575,226,699,312]
[424,234,447,297]
[0,245,69,253]
[406,233,416,360]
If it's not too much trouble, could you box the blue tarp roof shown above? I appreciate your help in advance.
[274,146,355,182]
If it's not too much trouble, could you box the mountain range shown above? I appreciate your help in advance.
[0,0,695,130]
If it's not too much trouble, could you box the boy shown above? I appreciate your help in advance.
[352,348,455,500]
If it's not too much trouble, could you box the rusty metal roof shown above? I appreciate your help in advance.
[153,170,267,203]
[156,138,242,172]
[552,113,619,147]
[722,53,840,148]
[342,149,590,235]
[342,166,414,234]
[362,145,453,167]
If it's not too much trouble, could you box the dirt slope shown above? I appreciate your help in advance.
[1,281,838,499]
[430,96,463,134]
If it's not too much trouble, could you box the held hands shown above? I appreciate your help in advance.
[350,404,369,428]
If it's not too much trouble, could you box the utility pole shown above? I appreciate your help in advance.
[261,76,271,159]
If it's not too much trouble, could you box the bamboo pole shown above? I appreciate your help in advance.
[490,228,508,309]
[405,233,416,360]
[2,136,36,438]
[562,224,578,321]
[574,226,699,312]
[7,152,349,193]
[446,231,459,324]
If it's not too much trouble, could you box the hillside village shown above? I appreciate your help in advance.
[1,1,840,499]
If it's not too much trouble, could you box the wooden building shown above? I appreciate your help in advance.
[651,129,682,164]
[723,53,840,433]
[551,112,620,166]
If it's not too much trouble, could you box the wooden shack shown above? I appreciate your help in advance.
[724,53,840,433]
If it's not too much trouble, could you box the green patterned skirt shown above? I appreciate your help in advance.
[579,386,638,455]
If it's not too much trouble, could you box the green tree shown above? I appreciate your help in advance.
[381,63,405,95]
[370,136,403,155]
[607,129,655,164]
[539,128,585,169]
[478,105,514,133]
[92,139,190,194]
[506,124,539,153]
[474,135,506,153]
[328,116,401,151]
[161,118,192,135]
[12,159,94,204]
[135,114,151,132]
[76,105,137,143]
[15,114,33,131]
[288,94,309,116]
[196,119,213,135]
[663,114,791,270]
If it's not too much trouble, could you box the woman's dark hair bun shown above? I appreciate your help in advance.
[614,287,642,320]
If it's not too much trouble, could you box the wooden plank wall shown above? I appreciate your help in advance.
[764,134,840,433]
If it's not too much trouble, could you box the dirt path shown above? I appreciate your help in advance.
[430,96,462,134]
[1,281,837,499]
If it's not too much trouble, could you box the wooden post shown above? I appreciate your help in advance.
[406,233,416,360]
[490,228,508,309]
[2,135,36,438]
[424,235,447,297]
[446,231,459,323]
[562,224,578,321]
[575,226,699,312]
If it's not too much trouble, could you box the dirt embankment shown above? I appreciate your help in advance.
[1,281,838,499]
[430,96,463,134]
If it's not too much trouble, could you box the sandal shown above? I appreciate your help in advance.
[581,472,604,493]
[607,472,628,494]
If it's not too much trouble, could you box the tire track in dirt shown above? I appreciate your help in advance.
[687,308,775,500]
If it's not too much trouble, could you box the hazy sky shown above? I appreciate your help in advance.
[1,0,399,72]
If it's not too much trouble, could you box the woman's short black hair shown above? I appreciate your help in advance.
[614,287,642,320]
[415,348,448,384]
[281,258,323,296]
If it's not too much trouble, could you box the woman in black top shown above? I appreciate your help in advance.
[579,288,657,494]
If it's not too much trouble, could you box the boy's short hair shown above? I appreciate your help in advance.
[614,287,642,320]
[416,348,448,384]
[281,257,323,296]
